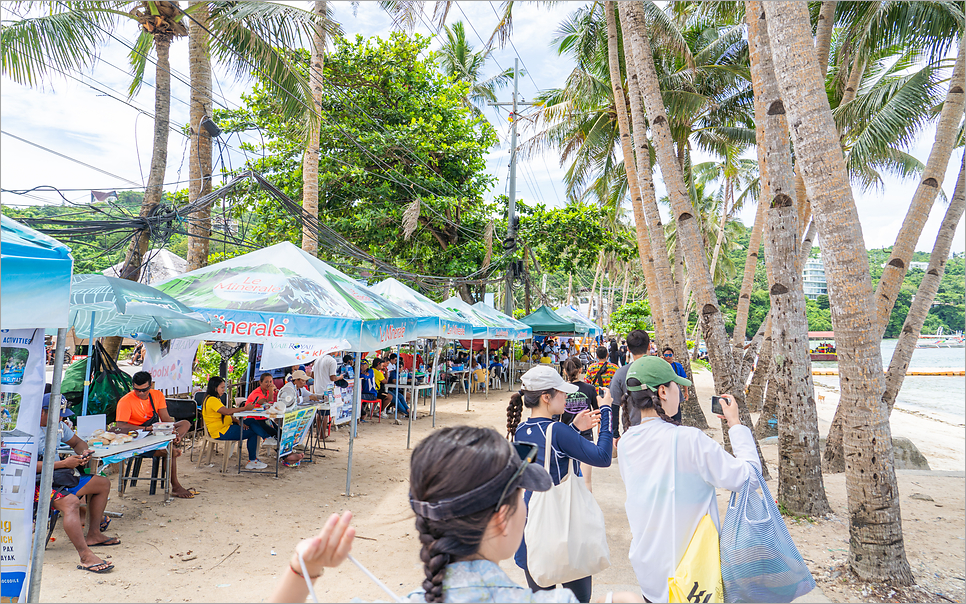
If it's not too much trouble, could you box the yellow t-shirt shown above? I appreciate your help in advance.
[203,395,231,438]
[374,369,386,389]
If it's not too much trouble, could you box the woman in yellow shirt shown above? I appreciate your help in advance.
[202,376,274,470]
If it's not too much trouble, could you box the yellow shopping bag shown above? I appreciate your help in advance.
[668,514,723,603]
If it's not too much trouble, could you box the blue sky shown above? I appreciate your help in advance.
[1,1,962,255]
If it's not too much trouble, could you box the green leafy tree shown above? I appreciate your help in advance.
[608,299,652,334]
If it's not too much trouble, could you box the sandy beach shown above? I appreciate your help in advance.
[36,368,965,603]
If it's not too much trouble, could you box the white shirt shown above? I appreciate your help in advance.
[617,419,760,602]
[313,355,339,394]
[277,382,313,409]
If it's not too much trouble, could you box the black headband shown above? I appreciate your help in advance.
[409,455,520,521]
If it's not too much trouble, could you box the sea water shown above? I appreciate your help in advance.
[812,340,966,425]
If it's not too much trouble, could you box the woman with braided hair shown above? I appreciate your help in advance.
[507,366,613,603]
[271,426,643,602]
[616,356,760,603]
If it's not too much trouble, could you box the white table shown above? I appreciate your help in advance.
[81,434,177,501]
[233,404,322,477]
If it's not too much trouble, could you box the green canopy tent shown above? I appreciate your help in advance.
[520,305,582,335]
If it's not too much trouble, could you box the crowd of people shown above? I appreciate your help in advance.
[41,331,773,601]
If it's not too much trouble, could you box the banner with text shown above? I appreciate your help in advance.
[142,339,199,394]
[257,339,348,372]
[1,328,46,601]
[278,406,317,457]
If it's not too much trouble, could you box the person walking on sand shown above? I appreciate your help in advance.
[617,356,759,603]
[507,365,613,602]
[270,426,643,603]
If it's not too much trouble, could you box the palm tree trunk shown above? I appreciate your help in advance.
[884,158,965,412]
[621,263,629,307]
[624,1,753,440]
[708,184,730,281]
[746,314,772,413]
[566,272,572,307]
[747,0,829,516]
[763,1,913,583]
[732,198,767,345]
[674,238,686,321]
[814,1,837,78]
[601,1,664,345]
[104,33,173,360]
[589,250,603,322]
[873,37,965,334]
[300,1,326,254]
[615,1,706,428]
[186,1,213,271]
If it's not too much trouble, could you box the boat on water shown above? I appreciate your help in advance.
[916,326,965,349]
[807,331,837,361]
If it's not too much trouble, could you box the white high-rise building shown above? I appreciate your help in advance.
[802,254,827,300]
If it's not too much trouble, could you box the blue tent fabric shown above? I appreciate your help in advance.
[1,216,73,329]
[369,278,473,340]
[154,242,420,350]
[471,302,533,340]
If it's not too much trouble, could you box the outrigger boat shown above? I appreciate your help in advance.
[916,326,965,349]
[807,331,837,361]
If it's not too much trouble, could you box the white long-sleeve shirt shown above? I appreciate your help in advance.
[617,418,760,602]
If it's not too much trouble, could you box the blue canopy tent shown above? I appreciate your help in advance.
[369,278,473,439]
[154,242,424,496]
[555,305,603,338]
[0,216,72,601]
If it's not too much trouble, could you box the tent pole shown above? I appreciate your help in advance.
[406,340,416,449]
[394,344,400,422]
[81,311,95,415]
[430,341,440,428]
[484,340,489,400]
[466,338,472,411]
[28,327,68,603]
[346,351,361,497]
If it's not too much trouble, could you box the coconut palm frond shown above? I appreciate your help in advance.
[0,4,118,89]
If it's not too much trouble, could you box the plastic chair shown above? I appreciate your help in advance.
[489,367,502,390]
[363,398,381,423]
[119,453,166,496]
[471,369,487,393]
[197,430,238,473]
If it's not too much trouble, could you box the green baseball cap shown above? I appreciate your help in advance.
[626,355,692,391]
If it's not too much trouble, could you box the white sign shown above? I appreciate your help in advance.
[257,339,348,372]
[1,328,45,601]
[142,339,199,394]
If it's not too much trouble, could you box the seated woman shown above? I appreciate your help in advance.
[270,426,642,603]
[202,376,275,470]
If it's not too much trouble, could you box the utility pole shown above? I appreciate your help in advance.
[489,58,533,317]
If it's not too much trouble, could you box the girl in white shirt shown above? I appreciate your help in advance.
[616,356,760,603]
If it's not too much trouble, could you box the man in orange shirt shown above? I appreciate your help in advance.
[115,372,194,499]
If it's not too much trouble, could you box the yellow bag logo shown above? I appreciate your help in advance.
[668,514,723,603]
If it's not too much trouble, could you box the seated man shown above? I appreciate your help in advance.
[377,357,409,418]
[358,360,377,418]
[37,393,119,573]
[114,371,194,499]
[371,358,394,418]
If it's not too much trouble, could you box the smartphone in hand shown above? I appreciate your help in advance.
[711,395,724,416]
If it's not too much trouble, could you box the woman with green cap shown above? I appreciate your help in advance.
[616,356,760,603]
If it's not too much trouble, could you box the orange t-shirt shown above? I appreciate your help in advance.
[115,389,167,426]
[246,386,276,405]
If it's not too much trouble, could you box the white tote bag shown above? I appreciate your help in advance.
[525,422,611,587]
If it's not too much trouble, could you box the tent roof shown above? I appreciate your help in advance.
[520,305,580,335]
[471,302,533,340]
[153,242,419,349]
[1,216,73,329]
[439,297,507,340]
[369,278,472,339]
[554,305,602,337]
[103,248,186,285]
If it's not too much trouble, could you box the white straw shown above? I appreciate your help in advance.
[297,551,320,603]
[348,554,404,602]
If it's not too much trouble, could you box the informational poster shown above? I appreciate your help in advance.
[278,406,317,457]
[0,328,45,602]
[331,385,357,426]
[257,339,347,372]
[141,339,199,394]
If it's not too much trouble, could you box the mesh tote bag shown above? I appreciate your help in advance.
[719,465,815,602]
[524,422,611,587]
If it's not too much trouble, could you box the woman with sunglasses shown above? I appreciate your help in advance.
[506,365,613,603]
[271,426,640,603]
[617,356,760,603]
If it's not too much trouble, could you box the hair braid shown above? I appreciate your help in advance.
[621,394,631,436]
[652,395,681,426]
[416,515,451,603]
[625,378,681,426]
[506,391,524,439]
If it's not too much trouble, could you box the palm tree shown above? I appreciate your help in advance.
[301,0,327,255]
[436,21,515,116]
[182,1,331,271]
[745,0,829,517]
[761,0,913,583]
[622,2,758,445]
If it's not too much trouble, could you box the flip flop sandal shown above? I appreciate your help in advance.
[77,562,114,573]
[89,537,121,547]
[100,515,111,532]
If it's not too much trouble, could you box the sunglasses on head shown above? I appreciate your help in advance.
[494,441,539,513]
